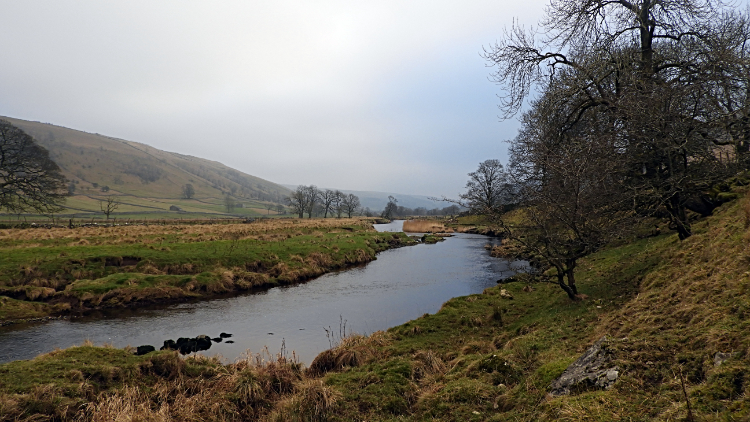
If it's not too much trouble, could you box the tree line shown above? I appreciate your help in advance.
[286,185,361,218]
[463,0,750,300]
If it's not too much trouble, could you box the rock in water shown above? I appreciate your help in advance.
[195,335,212,351]
[549,336,619,396]
[160,339,177,351]
[136,345,155,355]
[220,332,233,338]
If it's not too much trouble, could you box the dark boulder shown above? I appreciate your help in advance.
[195,335,212,350]
[212,337,223,343]
[220,332,233,338]
[160,339,177,351]
[136,345,156,355]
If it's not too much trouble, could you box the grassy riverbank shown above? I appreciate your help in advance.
[0,218,414,322]
[2,193,750,420]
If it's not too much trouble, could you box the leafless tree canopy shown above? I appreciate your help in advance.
[459,159,513,214]
[0,119,67,214]
[484,0,750,298]
[99,196,120,220]
[318,189,339,218]
[487,0,750,240]
[341,193,361,218]
[286,186,307,218]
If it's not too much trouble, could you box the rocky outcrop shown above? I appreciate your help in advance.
[550,336,619,396]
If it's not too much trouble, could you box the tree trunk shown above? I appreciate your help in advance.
[667,195,692,240]
[565,260,579,296]
[556,269,577,300]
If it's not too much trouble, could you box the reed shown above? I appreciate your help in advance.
[402,219,450,233]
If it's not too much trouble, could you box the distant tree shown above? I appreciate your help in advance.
[443,204,461,216]
[266,203,275,215]
[67,182,76,196]
[99,196,120,220]
[341,193,361,218]
[459,159,512,214]
[0,120,67,214]
[286,186,307,218]
[333,190,344,218]
[363,207,373,217]
[100,185,110,192]
[318,189,338,218]
[182,183,195,199]
[303,185,319,218]
[224,194,236,213]
[276,204,285,215]
[381,196,398,220]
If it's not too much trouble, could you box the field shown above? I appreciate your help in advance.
[3,194,750,420]
[0,218,414,322]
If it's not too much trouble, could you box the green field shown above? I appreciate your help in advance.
[0,218,414,321]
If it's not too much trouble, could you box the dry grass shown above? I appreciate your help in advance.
[402,220,452,233]
[0,218,376,245]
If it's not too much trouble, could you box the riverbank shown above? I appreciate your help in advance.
[0,218,415,323]
[2,193,749,420]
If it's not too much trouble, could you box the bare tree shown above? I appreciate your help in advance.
[286,186,307,218]
[459,159,512,214]
[333,190,344,218]
[485,0,750,239]
[303,185,318,218]
[341,193,361,217]
[0,120,66,214]
[99,196,120,220]
[381,196,398,220]
[318,189,338,218]
[500,89,635,299]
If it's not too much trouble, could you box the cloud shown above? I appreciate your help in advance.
[0,0,547,197]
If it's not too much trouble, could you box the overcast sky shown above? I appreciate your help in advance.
[0,1,551,198]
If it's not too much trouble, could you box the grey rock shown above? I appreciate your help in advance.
[550,336,619,396]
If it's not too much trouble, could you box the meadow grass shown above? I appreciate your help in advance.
[0,218,414,321]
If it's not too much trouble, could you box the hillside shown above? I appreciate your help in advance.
[2,117,291,219]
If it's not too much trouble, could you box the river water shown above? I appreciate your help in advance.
[0,221,525,364]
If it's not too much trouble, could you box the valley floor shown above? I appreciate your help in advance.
[2,194,750,420]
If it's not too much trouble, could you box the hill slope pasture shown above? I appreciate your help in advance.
[2,117,291,219]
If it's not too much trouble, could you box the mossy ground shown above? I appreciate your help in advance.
[0,218,414,321]
[3,193,750,420]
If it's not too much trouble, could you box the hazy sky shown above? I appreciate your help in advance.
[0,1,550,198]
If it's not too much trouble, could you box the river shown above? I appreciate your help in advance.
[0,221,525,364]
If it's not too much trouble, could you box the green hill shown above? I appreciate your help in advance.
[1,117,291,219]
